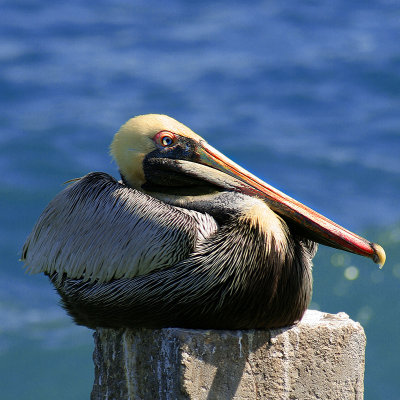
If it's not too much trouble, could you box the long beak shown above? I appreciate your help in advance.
[196,141,386,267]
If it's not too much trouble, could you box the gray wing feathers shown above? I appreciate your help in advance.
[22,172,218,282]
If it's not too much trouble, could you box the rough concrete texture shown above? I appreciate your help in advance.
[91,310,366,400]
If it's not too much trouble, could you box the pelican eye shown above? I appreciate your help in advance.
[162,136,173,146]
[154,131,177,147]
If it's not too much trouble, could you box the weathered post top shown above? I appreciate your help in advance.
[91,310,365,400]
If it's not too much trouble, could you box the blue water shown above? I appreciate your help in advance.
[1,1,399,398]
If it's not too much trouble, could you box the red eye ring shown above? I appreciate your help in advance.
[154,131,177,147]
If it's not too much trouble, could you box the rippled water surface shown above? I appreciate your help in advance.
[1,1,399,399]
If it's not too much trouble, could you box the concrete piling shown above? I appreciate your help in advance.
[91,310,365,400]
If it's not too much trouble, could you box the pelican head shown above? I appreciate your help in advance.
[110,114,385,266]
[111,114,202,189]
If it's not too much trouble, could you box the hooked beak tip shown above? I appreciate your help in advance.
[371,243,386,268]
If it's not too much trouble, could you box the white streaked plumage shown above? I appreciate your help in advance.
[23,172,218,283]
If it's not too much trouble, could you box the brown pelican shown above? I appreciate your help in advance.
[21,114,385,330]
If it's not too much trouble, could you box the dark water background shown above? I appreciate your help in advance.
[1,1,399,399]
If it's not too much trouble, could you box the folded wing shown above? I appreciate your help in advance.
[22,172,218,282]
